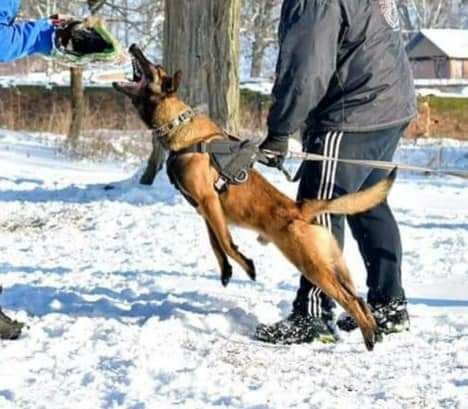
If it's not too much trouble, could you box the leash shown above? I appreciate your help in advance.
[261,149,468,181]
[148,107,467,181]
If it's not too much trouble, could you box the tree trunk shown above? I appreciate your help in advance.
[249,0,267,79]
[140,136,166,185]
[163,0,241,134]
[250,38,265,78]
[68,1,105,144]
[68,67,85,144]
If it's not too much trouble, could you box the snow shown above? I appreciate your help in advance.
[0,69,276,99]
[5,70,468,101]
[240,78,274,95]
[416,87,468,98]
[0,67,133,89]
[0,130,467,409]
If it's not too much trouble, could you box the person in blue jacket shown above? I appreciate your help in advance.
[0,0,118,66]
[0,1,121,340]
[0,0,58,340]
[0,0,56,63]
[0,1,99,341]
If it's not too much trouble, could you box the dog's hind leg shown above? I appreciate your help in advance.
[205,222,233,287]
[315,265,377,351]
[199,194,256,281]
[274,221,377,351]
[327,254,378,350]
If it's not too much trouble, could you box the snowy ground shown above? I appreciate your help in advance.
[0,130,467,409]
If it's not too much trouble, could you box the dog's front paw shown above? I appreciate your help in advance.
[246,259,256,282]
[221,264,233,287]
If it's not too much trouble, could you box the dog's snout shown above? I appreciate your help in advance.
[129,44,140,55]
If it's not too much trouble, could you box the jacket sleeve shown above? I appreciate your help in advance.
[0,18,54,63]
[267,0,342,138]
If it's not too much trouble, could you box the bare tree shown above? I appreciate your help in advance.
[398,0,464,33]
[242,0,281,78]
[98,0,164,57]
[87,0,107,15]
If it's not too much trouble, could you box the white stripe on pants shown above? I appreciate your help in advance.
[306,130,344,317]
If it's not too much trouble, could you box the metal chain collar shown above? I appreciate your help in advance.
[152,108,196,139]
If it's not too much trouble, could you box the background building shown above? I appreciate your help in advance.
[407,29,468,79]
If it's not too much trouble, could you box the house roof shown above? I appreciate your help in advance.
[407,29,468,59]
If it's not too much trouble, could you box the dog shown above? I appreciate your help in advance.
[113,45,397,351]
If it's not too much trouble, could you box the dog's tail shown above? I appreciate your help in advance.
[300,168,397,222]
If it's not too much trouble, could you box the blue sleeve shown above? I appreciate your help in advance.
[0,18,54,63]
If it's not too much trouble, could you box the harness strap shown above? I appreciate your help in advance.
[169,139,259,194]
[176,139,245,155]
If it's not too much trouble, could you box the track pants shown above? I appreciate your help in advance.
[293,124,408,317]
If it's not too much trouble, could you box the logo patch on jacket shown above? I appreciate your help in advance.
[379,0,400,31]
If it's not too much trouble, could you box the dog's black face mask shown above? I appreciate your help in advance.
[112,44,182,128]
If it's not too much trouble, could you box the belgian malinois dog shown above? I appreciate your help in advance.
[113,45,397,351]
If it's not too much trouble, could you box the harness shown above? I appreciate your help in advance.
[167,138,259,199]
[158,109,260,206]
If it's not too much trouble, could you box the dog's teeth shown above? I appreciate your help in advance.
[132,59,143,82]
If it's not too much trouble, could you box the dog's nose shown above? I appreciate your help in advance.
[129,44,139,54]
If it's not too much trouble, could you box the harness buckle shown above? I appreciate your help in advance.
[214,176,228,192]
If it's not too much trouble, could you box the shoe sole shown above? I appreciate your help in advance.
[338,319,410,335]
[318,334,337,344]
[0,329,22,340]
[255,333,337,346]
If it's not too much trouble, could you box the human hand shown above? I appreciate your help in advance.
[258,135,289,168]
[50,14,76,26]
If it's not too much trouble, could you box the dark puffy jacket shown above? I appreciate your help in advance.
[267,0,417,136]
[0,0,54,63]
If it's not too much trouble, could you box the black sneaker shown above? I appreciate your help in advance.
[255,312,337,345]
[337,298,410,335]
[0,309,25,340]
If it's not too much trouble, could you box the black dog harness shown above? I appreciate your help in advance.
[153,108,263,206]
[167,138,259,203]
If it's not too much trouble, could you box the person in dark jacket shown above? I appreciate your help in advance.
[256,0,416,345]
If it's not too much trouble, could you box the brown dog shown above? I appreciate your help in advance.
[113,45,397,351]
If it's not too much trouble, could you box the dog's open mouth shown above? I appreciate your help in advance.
[112,44,150,95]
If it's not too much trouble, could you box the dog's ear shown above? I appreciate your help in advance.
[172,70,182,93]
[162,70,182,94]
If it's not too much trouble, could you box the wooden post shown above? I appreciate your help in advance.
[68,1,106,144]
[68,67,85,145]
